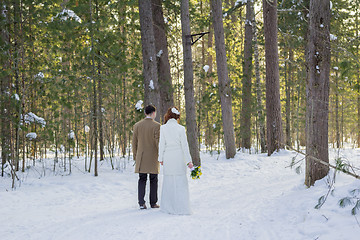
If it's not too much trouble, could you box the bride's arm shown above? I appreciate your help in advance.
[180,127,193,167]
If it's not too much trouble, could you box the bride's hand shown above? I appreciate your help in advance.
[160,161,163,165]
[187,162,193,168]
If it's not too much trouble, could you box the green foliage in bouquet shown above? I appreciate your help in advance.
[190,166,202,180]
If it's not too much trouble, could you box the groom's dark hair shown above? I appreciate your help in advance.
[144,105,156,115]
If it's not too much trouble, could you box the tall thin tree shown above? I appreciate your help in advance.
[263,0,283,155]
[211,0,236,158]
[241,0,253,149]
[152,0,174,122]
[305,0,331,187]
[139,0,160,122]
[252,0,266,153]
[180,0,201,166]
[89,0,98,176]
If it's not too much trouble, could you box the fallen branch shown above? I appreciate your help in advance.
[283,143,360,180]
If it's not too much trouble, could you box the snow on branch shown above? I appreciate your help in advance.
[52,9,82,23]
[22,112,46,127]
[26,132,37,140]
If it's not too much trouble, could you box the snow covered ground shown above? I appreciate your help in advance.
[1,148,360,240]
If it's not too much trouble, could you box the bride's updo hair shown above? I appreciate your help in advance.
[164,107,180,124]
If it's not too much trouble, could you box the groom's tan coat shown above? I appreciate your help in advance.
[132,118,161,174]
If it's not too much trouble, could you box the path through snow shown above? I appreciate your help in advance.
[1,149,360,240]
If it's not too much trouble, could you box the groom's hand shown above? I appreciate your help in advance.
[159,161,163,165]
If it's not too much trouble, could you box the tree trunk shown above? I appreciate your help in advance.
[139,0,160,122]
[335,57,340,148]
[240,0,253,149]
[1,2,11,176]
[180,0,201,166]
[89,0,98,176]
[305,0,331,187]
[356,0,360,148]
[285,48,293,147]
[211,0,236,159]
[263,0,284,155]
[14,0,21,172]
[152,0,173,122]
[252,2,266,153]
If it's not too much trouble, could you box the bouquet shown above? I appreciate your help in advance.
[189,165,202,180]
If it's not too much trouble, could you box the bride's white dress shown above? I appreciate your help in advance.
[158,118,192,215]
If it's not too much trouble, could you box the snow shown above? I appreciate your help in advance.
[84,125,90,133]
[13,93,20,101]
[235,0,247,6]
[135,100,143,110]
[53,9,82,23]
[101,107,105,113]
[157,50,163,58]
[213,123,216,128]
[1,148,360,240]
[245,19,252,26]
[68,130,75,140]
[333,66,339,70]
[203,65,210,73]
[26,132,37,139]
[320,24,324,28]
[330,34,337,41]
[149,80,155,90]
[35,72,44,79]
[22,112,46,127]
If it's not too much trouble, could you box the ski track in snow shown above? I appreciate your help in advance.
[1,149,360,240]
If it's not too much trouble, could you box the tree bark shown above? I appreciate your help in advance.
[356,0,360,148]
[89,0,98,176]
[152,0,173,122]
[285,49,293,147]
[252,2,266,153]
[1,2,11,176]
[139,0,160,122]
[263,0,284,155]
[335,57,340,148]
[305,0,331,187]
[211,0,236,159]
[180,0,201,166]
[240,0,253,149]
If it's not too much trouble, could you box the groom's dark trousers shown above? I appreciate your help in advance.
[138,173,158,205]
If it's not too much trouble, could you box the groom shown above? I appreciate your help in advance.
[132,105,161,210]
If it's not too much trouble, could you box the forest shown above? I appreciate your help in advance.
[1,0,359,187]
[2,0,360,239]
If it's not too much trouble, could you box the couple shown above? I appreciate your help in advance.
[132,105,193,215]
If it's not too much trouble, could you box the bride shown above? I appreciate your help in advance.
[158,107,193,215]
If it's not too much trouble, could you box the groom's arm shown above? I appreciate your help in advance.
[158,125,165,163]
[132,125,138,161]
[154,124,160,153]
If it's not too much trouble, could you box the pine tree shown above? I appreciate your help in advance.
[305,0,331,187]
[211,0,236,159]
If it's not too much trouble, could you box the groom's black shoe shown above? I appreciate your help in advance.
[151,204,160,208]
[139,204,147,210]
